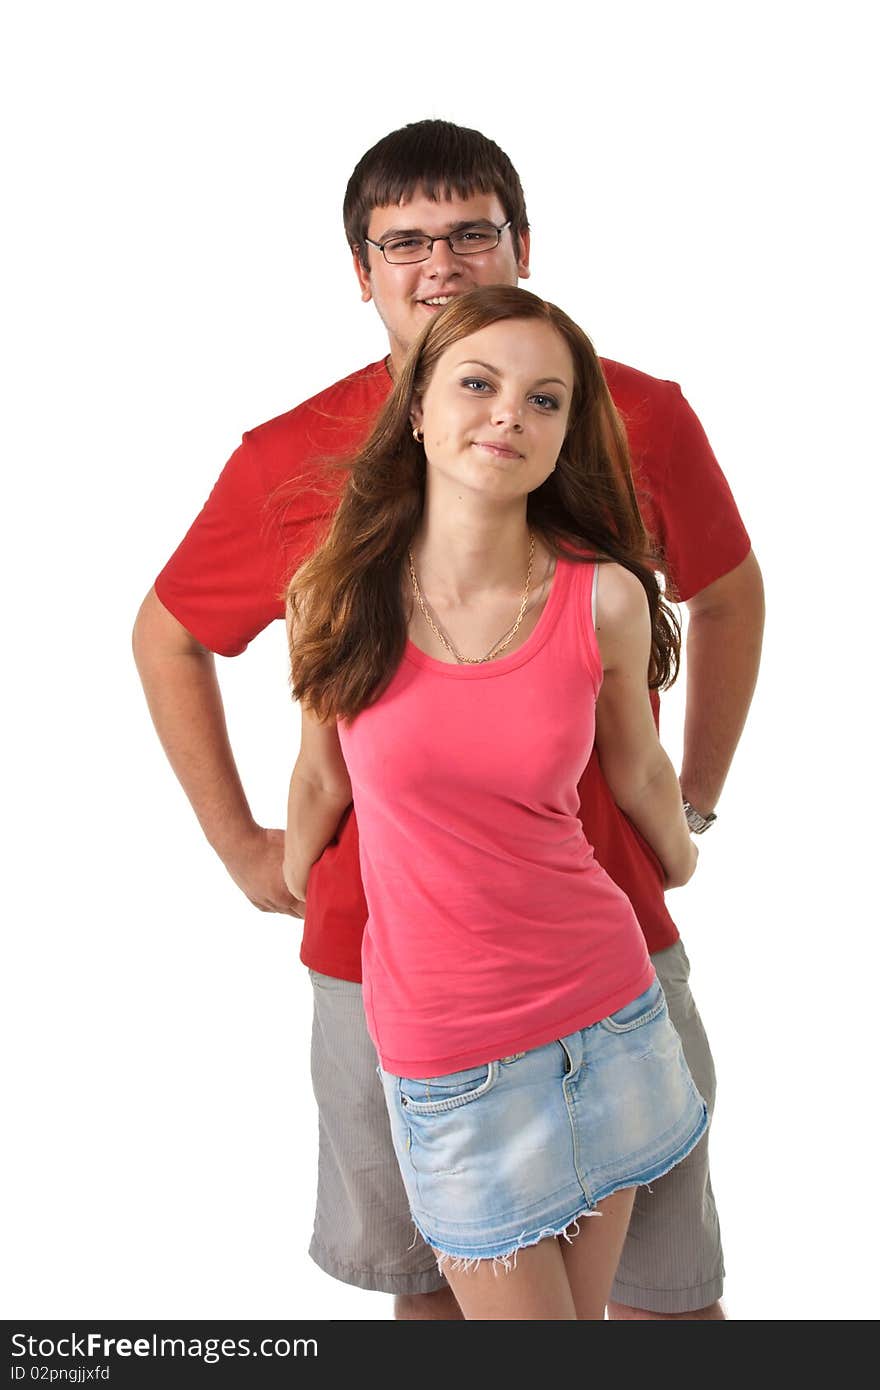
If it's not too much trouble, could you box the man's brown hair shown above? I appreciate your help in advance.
[343,118,529,268]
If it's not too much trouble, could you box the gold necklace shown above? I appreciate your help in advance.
[407,533,536,665]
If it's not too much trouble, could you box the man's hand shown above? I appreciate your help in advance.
[224,826,306,916]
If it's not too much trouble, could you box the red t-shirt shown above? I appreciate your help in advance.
[155,356,751,980]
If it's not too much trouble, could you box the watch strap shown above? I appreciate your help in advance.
[683,800,717,834]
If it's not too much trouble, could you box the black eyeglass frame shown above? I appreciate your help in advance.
[363,220,512,265]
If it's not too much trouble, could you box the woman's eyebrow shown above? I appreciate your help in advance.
[456,359,500,373]
[456,359,569,389]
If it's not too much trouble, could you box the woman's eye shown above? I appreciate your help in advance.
[530,393,560,411]
[461,378,492,392]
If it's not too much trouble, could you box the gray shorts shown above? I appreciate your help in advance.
[308,940,724,1313]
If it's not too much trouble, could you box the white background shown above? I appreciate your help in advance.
[3,0,877,1321]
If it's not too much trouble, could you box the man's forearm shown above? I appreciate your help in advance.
[680,551,765,813]
[134,588,302,917]
[133,597,256,856]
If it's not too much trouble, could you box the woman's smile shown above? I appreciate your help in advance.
[472,439,525,460]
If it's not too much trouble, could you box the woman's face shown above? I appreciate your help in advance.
[410,318,574,504]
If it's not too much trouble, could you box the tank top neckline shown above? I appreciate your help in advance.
[403,555,577,680]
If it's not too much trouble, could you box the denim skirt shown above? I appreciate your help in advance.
[379,977,708,1264]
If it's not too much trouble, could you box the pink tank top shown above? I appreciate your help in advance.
[337,555,655,1077]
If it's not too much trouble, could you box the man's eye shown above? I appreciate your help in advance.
[386,237,423,252]
[453,229,494,246]
[530,394,560,410]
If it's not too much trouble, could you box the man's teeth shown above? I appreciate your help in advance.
[423,296,452,305]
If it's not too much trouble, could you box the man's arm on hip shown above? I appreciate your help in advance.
[132,586,303,917]
[679,548,765,815]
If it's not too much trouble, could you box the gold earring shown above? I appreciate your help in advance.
[412,427,423,443]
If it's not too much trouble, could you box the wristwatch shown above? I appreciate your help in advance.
[683,800,717,835]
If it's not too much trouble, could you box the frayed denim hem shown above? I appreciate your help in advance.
[409,1202,603,1275]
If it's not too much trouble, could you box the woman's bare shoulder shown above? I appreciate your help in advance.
[595,561,648,629]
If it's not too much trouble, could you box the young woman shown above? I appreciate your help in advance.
[283,286,707,1320]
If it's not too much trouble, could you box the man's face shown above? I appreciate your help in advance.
[352,189,531,371]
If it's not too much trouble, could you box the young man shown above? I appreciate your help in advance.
[133,120,764,1320]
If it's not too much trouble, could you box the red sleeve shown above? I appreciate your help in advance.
[154,432,284,656]
[152,363,389,656]
[656,386,751,602]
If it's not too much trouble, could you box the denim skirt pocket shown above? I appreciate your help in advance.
[398,1061,499,1115]
[598,976,666,1034]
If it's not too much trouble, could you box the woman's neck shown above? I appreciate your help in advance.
[409,503,534,604]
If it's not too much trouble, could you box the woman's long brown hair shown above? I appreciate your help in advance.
[287,286,680,721]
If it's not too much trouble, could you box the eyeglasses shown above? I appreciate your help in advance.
[363,221,512,265]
